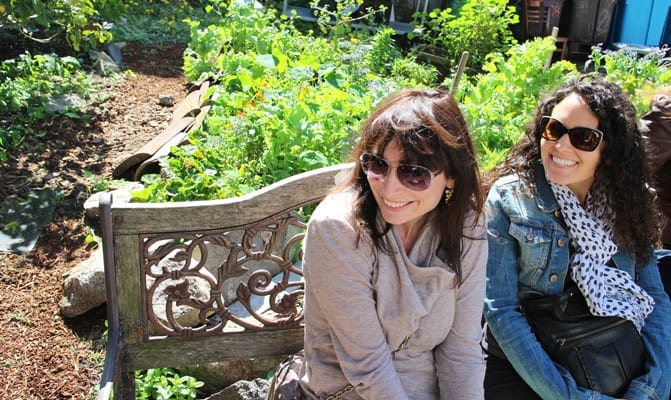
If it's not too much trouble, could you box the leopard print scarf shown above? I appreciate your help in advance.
[550,182,654,331]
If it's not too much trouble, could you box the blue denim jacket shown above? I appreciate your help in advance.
[484,169,671,400]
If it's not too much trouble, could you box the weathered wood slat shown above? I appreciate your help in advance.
[123,329,304,370]
[115,234,143,328]
[111,163,353,234]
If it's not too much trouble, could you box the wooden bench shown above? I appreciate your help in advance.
[96,163,352,399]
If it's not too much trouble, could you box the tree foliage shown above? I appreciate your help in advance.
[0,0,126,51]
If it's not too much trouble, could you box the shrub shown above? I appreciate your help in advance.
[411,0,519,75]
[459,37,577,170]
[0,0,124,52]
[585,44,671,115]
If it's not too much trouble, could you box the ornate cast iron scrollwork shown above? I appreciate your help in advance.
[141,212,307,339]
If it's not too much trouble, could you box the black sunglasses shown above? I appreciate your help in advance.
[359,153,437,191]
[540,116,604,152]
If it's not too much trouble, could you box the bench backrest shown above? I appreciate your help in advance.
[97,163,353,400]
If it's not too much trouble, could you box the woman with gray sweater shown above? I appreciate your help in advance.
[299,89,487,399]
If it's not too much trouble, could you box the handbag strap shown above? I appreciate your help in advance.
[323,335,411,400]
[324,384,354,400]
[521,279,595,318]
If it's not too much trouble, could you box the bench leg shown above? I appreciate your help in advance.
[116,370,136,400]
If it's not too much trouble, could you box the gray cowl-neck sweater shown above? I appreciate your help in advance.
[300,188,487,399]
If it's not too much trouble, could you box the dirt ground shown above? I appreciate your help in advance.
[0,41,189,399]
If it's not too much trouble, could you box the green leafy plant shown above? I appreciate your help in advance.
[138,1,415,202]
[365,28,402,75]
[135,368,204,400]
[584,45,671,115]
[183,1,283,83]
[390,54,438,86]
[82,169,127,194]
[0,52,94,161]
[310,0,381,49]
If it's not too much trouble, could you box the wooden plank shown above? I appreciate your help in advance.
[123,329,304,370]
[115,234,145,344]
[132,104,211,180]
[112,116,194,179]
[110,163,353,234]
[112,81,208,179]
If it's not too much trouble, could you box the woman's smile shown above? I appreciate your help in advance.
[382,197,412,209]
[549,155,578,168]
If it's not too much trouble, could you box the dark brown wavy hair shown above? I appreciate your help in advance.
[484,76,657,265]
[339,88,484,284]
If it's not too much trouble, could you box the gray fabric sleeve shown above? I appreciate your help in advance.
[303,209,409,399]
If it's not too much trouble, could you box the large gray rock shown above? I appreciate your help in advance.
[83,183,144,219]
[203,378,269,400]
[60,186,142,318]
[181,356,282,395]
[46,93,87,114]
[59,249,106,318]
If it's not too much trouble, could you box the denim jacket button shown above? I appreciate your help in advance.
[526,231,534,241]
[557,239,565,247]
[554,209,561,217]
[549,274,558,282]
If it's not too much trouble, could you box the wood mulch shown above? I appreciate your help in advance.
[0,41,189,399]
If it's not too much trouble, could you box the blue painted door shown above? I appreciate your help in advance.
[614,0,671,45]
[648,0,671,45]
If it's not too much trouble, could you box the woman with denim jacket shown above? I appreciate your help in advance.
[482,77,671,400]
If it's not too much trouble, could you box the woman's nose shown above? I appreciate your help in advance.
[382,168,404,192]
[555,132,572,148]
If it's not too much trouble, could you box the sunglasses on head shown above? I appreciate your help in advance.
[540,116,604,152]
[359,153,437,191]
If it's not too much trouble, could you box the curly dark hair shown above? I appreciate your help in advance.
[339,88,484,284]
[484,76,657,265]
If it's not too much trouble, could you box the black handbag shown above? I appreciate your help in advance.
[520,285,648,397]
